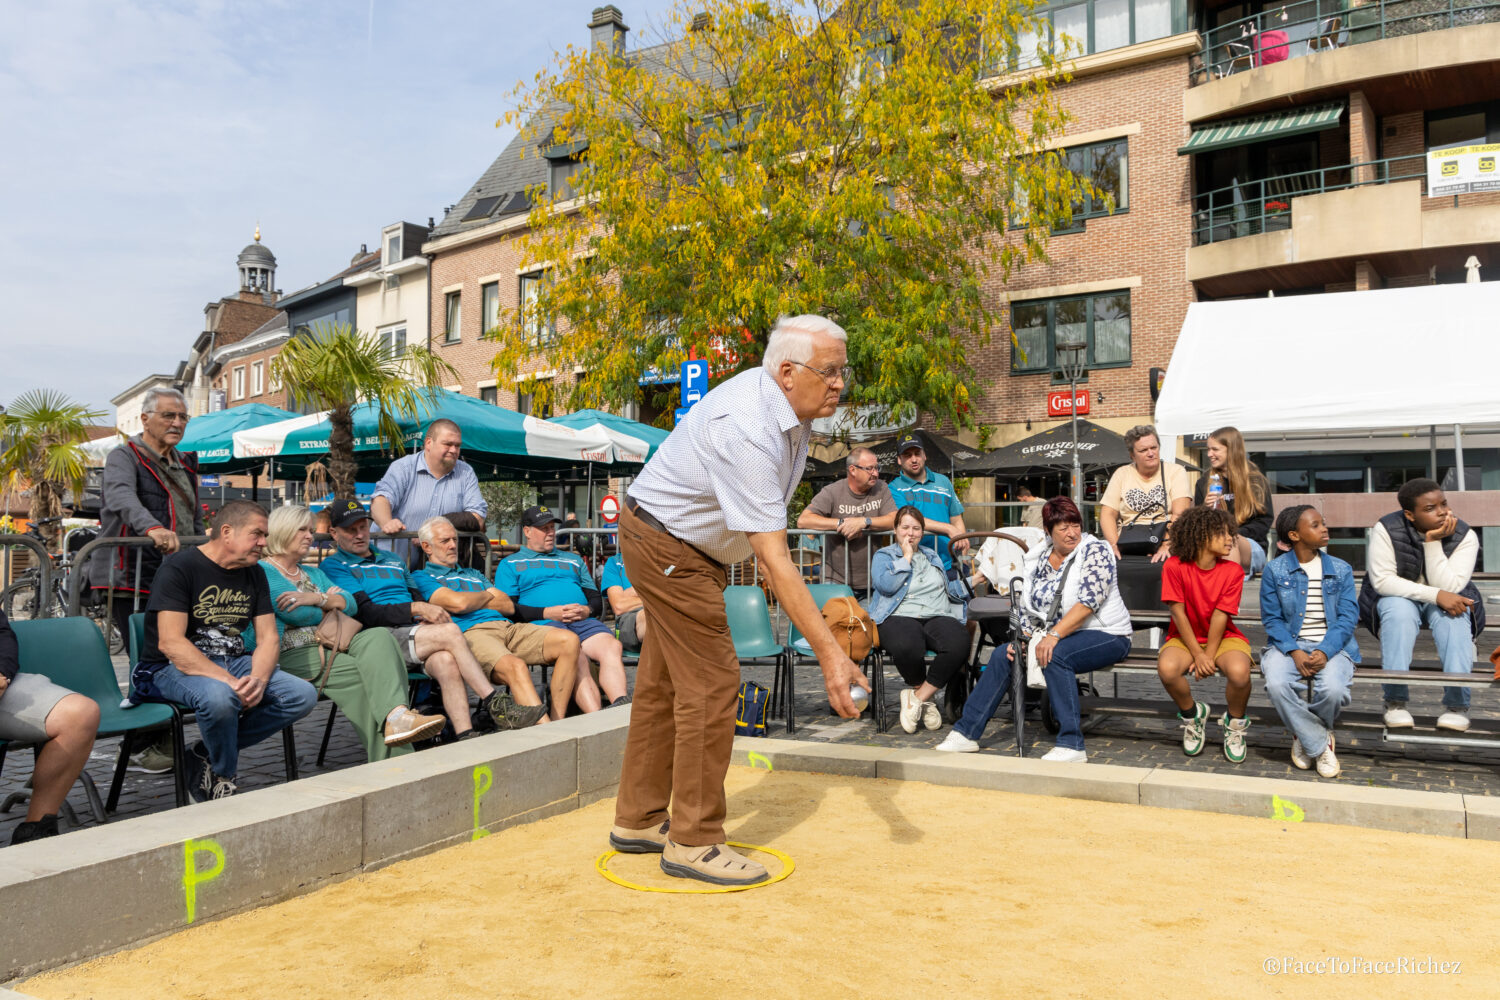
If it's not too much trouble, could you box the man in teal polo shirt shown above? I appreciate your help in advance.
[320,499,514,740]
[888,434,968,570]
[413,515,578,723]
[495,506,630,711]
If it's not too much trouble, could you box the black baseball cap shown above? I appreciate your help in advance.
[521,505,560,528]
[328,499,370,529]
[896,434,924,455]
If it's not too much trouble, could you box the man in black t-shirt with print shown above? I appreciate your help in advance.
[132,500,317,801]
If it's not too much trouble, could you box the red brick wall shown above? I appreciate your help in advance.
[212,342,291,411]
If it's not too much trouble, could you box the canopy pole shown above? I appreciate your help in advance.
[1430,425,1438,480]
[586,463,594,527]
[1454,424,1465,491]
[251,471,258,505]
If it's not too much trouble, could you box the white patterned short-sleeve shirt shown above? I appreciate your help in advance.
[627,367,811,565]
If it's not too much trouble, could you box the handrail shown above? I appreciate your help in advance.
[0,534,55,613]
[1196,0,1500,83]
[1191,153,1426,246]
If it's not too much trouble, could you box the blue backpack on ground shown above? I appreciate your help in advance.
[735,681,770,737]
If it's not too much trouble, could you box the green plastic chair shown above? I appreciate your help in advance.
[9,616,183,815]
[128,613,299,798]
[783,582,874,734]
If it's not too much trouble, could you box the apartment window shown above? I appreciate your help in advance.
[517,379,554,419]
[1015,137,1128,232]
[549,158,586,201]
[519,272,556,347]
[1010,290,1132,376]
[379,325,407,354]
[481,281,500,337]
[269,366,281,394]
[384,232,402,266]
[1008,0,1174,69]
[1426,101,1500,149]
[231,366,246,400]
[479,386,499,405]
[444,291,462,343]
[250,361,264,396]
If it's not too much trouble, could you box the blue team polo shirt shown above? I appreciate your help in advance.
[411,563,508,632]
[600,554,631,594]
[495,547,596,625]
[889,469,965,569]
[321,545,420,605]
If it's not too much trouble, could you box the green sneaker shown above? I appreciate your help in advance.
[1179,701,1210,756]
[128,741,175,774]
[1221,713,1250,764]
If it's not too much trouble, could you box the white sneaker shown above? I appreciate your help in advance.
[1437,709,1471,732]
[934,730,979,753]
[1040,746,1087,763]
[898,688,923,734]
[1383,703,1415,729]
[1289,737,1312,770]
[921,699,942,731]
[1315,736,1341,778]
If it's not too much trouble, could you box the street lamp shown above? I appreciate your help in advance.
[1055,340,1087,505]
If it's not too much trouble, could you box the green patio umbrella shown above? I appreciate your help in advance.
[177,403,299,472]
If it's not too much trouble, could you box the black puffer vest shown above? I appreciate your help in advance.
[1358,510,1484,638]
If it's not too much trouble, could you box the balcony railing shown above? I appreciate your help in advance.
[1196,0,1500,83]
[1191,153,1425,246]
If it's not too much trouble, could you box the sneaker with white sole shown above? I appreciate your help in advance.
[1437,709,1471,732]
[1040,746,1087,763]
[1383,702,1414,728]
[1221,714,1250,763]
[1314,735,1341,778]
[934,730,979,753]
[921,699,942,731]
[384,707,447,746]
[898,688,923,734]
[660,840,768,886]
[1179,701,1210,756]
[1289,737,1312,770]
[127,742,175,774]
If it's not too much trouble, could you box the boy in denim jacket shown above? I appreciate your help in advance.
[1259,505,1359,778]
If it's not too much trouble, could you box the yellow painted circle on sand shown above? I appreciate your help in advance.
[595,842,795,894]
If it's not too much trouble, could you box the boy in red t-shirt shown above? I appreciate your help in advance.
[1157,505,1253,762]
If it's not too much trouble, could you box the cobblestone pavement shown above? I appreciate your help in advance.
[3,587,1497,844]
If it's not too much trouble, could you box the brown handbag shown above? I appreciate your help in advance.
[312,607,362,694]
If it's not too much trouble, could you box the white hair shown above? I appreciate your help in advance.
[142,386,187,414]
[762,314,848,372]
[417,515,454,546]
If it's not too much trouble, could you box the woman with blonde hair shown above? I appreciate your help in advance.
[248,504,445,761]
[1193,426,1273,578]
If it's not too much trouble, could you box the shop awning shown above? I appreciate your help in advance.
[1177,102,1343,155]
[1155,283,1500,439]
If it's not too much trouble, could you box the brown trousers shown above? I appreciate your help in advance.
[613,504,737,846]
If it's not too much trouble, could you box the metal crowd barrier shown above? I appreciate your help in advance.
[0,534,55,612]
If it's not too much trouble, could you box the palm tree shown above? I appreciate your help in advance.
[270,323,458,499]
[0,389,106,552]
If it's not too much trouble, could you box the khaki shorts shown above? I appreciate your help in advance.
[0,672,77,743]
[464,620,555,669]
[1162,635,1253,661]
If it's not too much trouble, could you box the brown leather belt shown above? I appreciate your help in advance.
[625,495,667,534]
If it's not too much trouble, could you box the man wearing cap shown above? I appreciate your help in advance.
[413,515,579,723]
[611,314,867,888]
[320,499,530,738]
[888,434,968,571]
[372,418,487,564]
[495,506,629,712]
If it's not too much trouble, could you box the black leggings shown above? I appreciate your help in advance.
[879,615,969,689]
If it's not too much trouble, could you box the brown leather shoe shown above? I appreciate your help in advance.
[609,819,670,854]
[384,707,446,746]
[659,840,768,886]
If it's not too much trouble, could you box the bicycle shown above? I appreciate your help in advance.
[1,516,125,654]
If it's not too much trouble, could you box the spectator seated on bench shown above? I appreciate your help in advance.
[1357,478,1484,733]
[937,497,1131,761]
[0,610,100,843]
[496,506,629,711]
[601,553,648,654]
[414,515,577,726]
[1259,505,1357,779]
[1156,505,1254,765]
[130,501,317,802]
[868,506,974,735]
[253,504,446,761]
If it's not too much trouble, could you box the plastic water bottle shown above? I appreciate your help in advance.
[1208,473,1224,505]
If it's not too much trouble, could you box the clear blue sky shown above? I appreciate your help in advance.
[0,0,676,419]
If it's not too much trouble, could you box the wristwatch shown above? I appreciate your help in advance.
[837,518,845,529]
[1047,629,1062,639]
[864,516,872,529]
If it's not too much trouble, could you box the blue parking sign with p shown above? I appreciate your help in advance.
[681,360,708,407]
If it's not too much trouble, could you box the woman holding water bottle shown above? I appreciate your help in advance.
[1193,426,1273,579]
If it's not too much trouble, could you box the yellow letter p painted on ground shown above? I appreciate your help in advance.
[1271,794,1305,823]
[182,837,225,924]
[472,764,494,840]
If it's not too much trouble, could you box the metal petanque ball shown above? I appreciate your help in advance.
[849,684,870,714]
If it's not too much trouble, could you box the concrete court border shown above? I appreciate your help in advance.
[5,716,1498,990]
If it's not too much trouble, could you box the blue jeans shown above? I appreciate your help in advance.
[953,630,1131,750]
[145,655,318,778]
[1242,537,1266,580]
[1260,643,1353,756]
[1375,595,1474,709]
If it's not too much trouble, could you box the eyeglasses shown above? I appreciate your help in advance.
[150,411,190,423]
[789,360,854,386]
[851,464,879,474]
